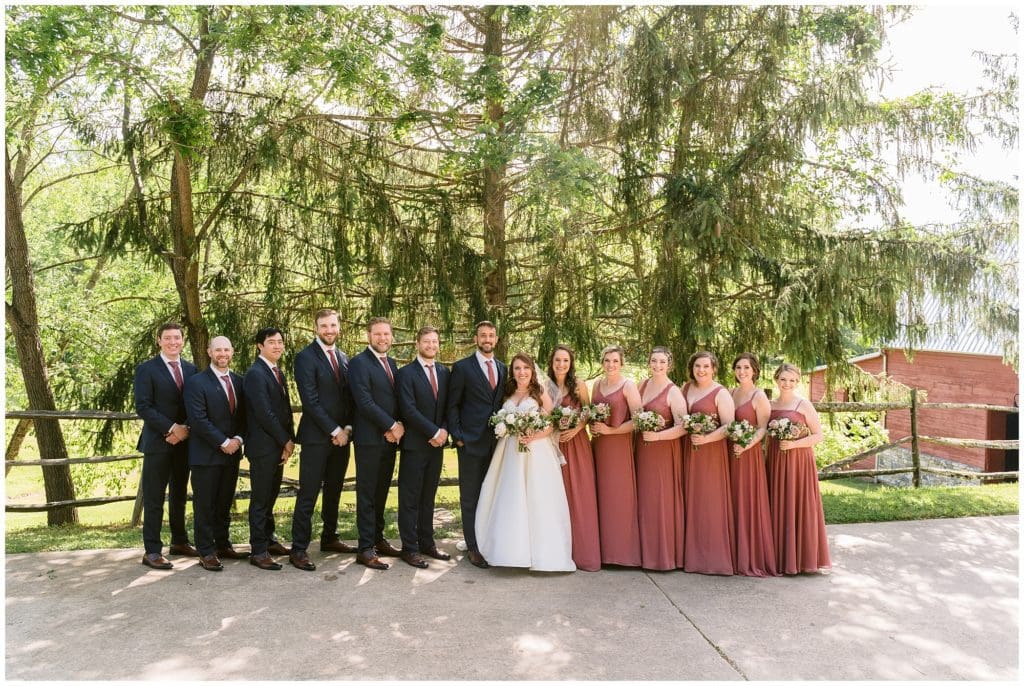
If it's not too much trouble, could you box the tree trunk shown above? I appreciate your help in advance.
[5,418,33,476]
[167,8,218,365]
[481,6,509,360]
[5,147,78,525]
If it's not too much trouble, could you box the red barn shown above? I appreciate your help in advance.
[809,312,1018,477]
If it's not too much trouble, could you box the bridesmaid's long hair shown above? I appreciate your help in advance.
[546,344,580,406]
[504,352,544,404]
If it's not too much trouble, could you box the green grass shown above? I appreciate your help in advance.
[4,448,466,554]
[820,478,1020,524]
[5,451,1019,553]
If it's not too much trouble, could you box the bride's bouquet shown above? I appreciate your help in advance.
[632,410,666,443]
[490,408,550,453]
[683,412,720,452]
[766,417,810,453]
[549,405,585,432]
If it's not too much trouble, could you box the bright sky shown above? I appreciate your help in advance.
[878,4,1019,226]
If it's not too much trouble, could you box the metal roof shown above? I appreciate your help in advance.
[886,293,1011,357]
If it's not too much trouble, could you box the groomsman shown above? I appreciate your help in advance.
[184,336,247,572]
[242,327,295,571]
[290,308,355,572]
[133,322,199,570]
[348,317,404,570]
[395,326,452,568]
[447,320,506,568]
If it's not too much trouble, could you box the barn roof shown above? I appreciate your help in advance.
[886,293,1008,357]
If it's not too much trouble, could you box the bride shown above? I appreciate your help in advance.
[475,353,575,572]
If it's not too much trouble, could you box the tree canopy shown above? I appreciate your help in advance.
[6,4,1018,433]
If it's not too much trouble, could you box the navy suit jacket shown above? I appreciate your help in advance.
[447,354,506,455]
[243,358,295,459]
[396,359,449,452]
[348,347,401,447]
[184,367,246,467]
[133,355,198,455]
[294,340,353,445]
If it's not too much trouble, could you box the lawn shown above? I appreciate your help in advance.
[4,449,1018,554]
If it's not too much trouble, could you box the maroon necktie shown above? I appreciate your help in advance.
[328,349,340,382]
[169,360,184,391]
[272,366,284,388]
[380,356,395,386]
[426,363,438,399]
[220,375,236,414]
[486,359,496,390]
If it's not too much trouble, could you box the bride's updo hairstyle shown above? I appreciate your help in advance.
[504,352,544,404]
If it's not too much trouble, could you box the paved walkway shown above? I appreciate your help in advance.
[4,515,1018,681]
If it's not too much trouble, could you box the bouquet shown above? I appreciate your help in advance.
[683,412,720,452]
[725,419,758,456]
[766,417,810,452]
[489,408,550,453]
[632,410,666,443]
[584,402,611,424]
[550,405,584,432]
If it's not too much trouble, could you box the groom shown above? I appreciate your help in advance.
[447,320,506,568]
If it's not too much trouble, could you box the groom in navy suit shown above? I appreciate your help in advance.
[395,326,452,569]
[447,320,506,568]
[133,322,199,570]
[348,316,404,570]
[184,335,247,572]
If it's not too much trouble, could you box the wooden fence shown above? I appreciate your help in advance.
[5,391,1019,517]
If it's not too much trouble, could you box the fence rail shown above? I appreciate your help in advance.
[5,395,1019,513]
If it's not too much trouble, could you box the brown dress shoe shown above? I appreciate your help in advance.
[141,553,173,570]
[422,546,451,561]
[266,541,291,556]
[249,553,282,571]
[216,546,249,560]
[289,552,316,571]
[199,554,224,571]
[374,539,402,557]
[401,551,429,569]
[356,551,389,570]
[320,540,357,554]
[168,543,199,557]
[467,550,490,569]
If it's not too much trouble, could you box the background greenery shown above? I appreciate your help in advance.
[5,5,1018,526]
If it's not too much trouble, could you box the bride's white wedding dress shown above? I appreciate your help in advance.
[475,396,575,572]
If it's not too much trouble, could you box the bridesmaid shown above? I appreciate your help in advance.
[547,345,602,571]
[728,353,778,577]
[766,363,831,575]
[635,347,687,571]
[590,345,642,567]
[682,351,736,576]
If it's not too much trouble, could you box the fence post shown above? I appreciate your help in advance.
[911,388,921,488]
[130,482,144,526]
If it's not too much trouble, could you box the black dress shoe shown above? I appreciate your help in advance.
[168,543,200,557]
[374,539,402,557]
[289,552,316,571]
[216,546,250,560]
[249,553,283,571]
[401,551,429,569]
[422,546,451,561]
[266,541,291,556]
[199,554,224,571]
[141,553,173,570]
[320,540,358,554]
[356,551,389,570]
[467,550,490,569]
